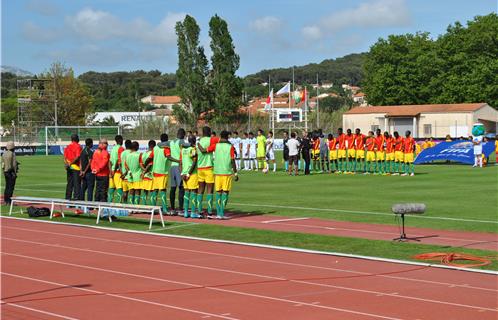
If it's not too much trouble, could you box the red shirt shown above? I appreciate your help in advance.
[345,134,355,150]
[312,139,320,151]
[64,142,82,167]
[206,137,220,153]
[385,137,395,153]
[375,135,385,151]
[366,137,376,151]
[354,134,365,150]
[403,137,415,153]
[150,147,171,158]
[91,148,110,177]
[337,134,346,150]
[328,138,337,150]
[394,136,403,152]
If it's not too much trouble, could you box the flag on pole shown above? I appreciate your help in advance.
[276,82,290,95]
[264,89,273,111]
[293,90,301,103]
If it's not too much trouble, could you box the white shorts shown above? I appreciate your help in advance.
[249,151,256,159]
[474,147,482,155]
[266,150,275,161]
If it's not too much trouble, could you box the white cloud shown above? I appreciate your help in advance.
[302,0,411,39]
[21,21,61,43]
[301,26,322,40]
[65,8,185,44]
[249,16,282,33]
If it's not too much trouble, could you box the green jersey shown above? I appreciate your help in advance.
[181,147,197,175]
[257,135,267,157]
[152,145,170,175]
[126,151,141,182]
[169,139,182,167]
[120,149,131,177]
[141,150,153,180]
[110,144,123,172]
[198,137,214,169]
[213,142,234,175]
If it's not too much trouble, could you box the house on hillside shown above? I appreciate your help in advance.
[343,103,498,138]
[353,92,367,106]
[141,95,183,110]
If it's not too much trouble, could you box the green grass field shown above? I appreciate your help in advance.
[1,154,497,270]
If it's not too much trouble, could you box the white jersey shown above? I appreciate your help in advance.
[241,138,250,157]
[266,137,275,160]
[473,136,483,155]
[249,138,257,153]
[230,137,242,157]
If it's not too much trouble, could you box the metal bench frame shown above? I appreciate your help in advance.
[9,196,165,230]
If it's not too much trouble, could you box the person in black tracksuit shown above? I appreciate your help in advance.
[79,138,95,201]
[283,131,289,171]
[300,132,311,175]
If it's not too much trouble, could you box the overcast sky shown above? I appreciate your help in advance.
[1,0,496,75]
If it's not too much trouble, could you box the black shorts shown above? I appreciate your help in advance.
[288,155,299,165]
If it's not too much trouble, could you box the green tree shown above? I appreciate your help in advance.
[209,14,243,124]
[175,15,211,126]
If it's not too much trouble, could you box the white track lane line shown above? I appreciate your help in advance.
[1,299,80,320]
[4,238,497,312]
[10,189,497,224]
[261,217,310,224]
[2,255,404,320]
[1,272,239,320]
[4,224,496,292]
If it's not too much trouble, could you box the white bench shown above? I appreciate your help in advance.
[9,196,165,230]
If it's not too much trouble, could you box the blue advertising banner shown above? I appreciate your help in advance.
[414,141,495,165]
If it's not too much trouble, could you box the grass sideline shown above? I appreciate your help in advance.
[2,212,497,271]
[2,155,497,233]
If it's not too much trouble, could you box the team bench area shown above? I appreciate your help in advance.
[8,196,165,230]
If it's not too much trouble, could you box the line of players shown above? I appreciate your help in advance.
[228,130,276,173]
[108,127,238,219]
[311,128,416,176]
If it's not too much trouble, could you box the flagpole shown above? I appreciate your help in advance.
[316,73,320,129]
[268,75,271,131]
[304,87,308,132]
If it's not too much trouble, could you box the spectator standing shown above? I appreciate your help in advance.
[2,141,18,204]
[64,134,82,200]
[287,132,300,176]
[91,139,110,202]
[283,131,289,171]
[79,138,95,201]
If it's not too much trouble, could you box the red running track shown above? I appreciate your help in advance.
[1,217,497,320]
[147,213,498,251]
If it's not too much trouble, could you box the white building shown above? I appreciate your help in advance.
[141,95,182,110]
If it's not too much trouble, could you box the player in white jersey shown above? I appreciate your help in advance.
[248,132,257,170]
[229,131,242,170]
[265,131,276,172]
[241,132,250,170]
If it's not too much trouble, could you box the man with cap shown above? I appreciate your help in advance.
[2,141,19,205]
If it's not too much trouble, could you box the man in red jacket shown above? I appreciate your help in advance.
[91,139,110,202]
[64,134,82,200]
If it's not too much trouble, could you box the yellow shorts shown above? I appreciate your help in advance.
[109,172,122,189]
[152,175,168,190]
[347,149,356,158]
[366,151,376,162]
[376,151,385,161]
[121,179,130,192]
[183,173,199,190]
[215,175,232,192]
[130,181,142,190]
[385,152,395,161]
[141,179,153,191]
[337,149,347,159]
[329,150,337,160]
[395,151,404,162]
[198,168,214,184]
[355,150,365,159]
[404,153,414,163]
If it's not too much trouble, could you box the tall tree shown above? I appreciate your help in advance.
[42,62,93,126]
[175,15,211,126]
[209,14,243,124]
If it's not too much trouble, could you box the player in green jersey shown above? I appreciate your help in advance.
[196,126,218,218]
[108,135,124,202]
[119,140,132,203]
[125,141,142,205]
[212,131,238,219]
[140,140,155,205]
[180,135,200,218]
[256,129,267,171]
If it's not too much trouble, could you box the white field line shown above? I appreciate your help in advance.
[149,223,200,232]
[5,225,497,292]
[2,254,405,320]
[262,217,310,224]
[2,272,239,320]
[4,238,498,313]
[2,216,498,278]
[0,300,80,320]
[11,189,497,224]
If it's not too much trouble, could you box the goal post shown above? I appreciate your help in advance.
[44,126,121,155]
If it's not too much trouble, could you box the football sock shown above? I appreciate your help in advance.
[197,193,204,213]
[107,188,115,202]
[190,192,197,214]
[221,193,229,217]
[206,194,213,214]
[159,191,167,212]
[115,189,123,203]
[216,193,222,216]
[183,191,190,216]
[150,191,157,205]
